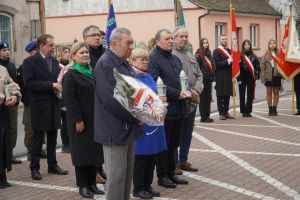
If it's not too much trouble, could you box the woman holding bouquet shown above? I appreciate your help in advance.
[130,48,167,199]
[62,42,104,198]
[0,65,21,188]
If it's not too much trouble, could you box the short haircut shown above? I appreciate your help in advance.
[130,48,149,60]
[154,29,171,41]
[109,27,131,44]
[37,34,54,49]
[219,34,227,39]
[82,25,100,38]
[173,26,188,38]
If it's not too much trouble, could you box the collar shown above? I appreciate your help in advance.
[156,46,172,57]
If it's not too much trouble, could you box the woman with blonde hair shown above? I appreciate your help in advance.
[261,39,282,116]
[62,42,104,198]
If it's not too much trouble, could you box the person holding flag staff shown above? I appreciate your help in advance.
[238,39,260,117]
[213,34,234,120]
[294,73,300,115]
[261,39,282,116]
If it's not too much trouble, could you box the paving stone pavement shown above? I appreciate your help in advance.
[0,95,299,200]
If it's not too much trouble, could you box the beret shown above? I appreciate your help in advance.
[25,41,37,52]
[0,41,9,50]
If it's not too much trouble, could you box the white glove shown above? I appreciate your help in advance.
[227,58,232,64]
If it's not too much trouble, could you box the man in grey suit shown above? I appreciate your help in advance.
[93,27,142,200]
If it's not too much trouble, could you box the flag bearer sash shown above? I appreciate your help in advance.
[204,56,213,71]
[241,55,256,99]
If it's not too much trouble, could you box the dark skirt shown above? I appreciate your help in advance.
[265,76,281,87]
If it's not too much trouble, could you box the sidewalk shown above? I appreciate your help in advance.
[1,95,299,200]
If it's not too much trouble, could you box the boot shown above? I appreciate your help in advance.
[0,171,12,188]
[273,106,278,116]
[268,106,273,116]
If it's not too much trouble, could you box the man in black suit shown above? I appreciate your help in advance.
[23,34,69,180]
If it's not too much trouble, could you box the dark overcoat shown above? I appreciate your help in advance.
[62,69,102,166]
[294,73,300,93]
[0,105,11,173]
[23,52,61,131]
[213,48,233,96]
[93,49,142,145]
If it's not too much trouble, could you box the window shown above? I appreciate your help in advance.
[215,23,224,48]
[31,20,41,39]
[250,24,258,48]
[0,13,13,48]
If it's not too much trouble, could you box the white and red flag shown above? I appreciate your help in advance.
[230,0,240,79]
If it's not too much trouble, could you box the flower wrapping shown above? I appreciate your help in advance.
[113,68,167,126]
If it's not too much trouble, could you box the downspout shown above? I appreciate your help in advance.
[198,9,210,47]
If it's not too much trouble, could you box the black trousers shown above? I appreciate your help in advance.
[156,119,182,178]
[217,95,230,115]
[30,130,57,170]
[199,79,212,121]
[60,110,69,147]
[133,154,156,192]
[75,165,96,186]
[296,92,300,112]
[239,77,255,114]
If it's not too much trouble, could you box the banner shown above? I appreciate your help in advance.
[286,8,300,63]
[103,2,117,48]
[230,1,240,79]
[272,8,300,80]
[174,0,185,27]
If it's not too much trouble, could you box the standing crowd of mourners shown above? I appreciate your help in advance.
[0,22,299,200]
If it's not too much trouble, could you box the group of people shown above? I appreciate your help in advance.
[0,23,299,200]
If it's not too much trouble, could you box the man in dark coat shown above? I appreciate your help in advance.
[148,29,189,189]
[83,25,106,183]
[83,25,106,69]
[294,72,300,115]
[23,34,69,180]
[94,27,142,200]
[213,34,234,120]
[0,41,21,164]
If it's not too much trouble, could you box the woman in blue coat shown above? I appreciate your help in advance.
[130,48,167,199]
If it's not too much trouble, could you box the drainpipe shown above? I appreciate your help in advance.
[198,9,210,47]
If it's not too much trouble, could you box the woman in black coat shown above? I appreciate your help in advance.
[62,42,104,199]
[238,39,260,117]
[196,38,215,123]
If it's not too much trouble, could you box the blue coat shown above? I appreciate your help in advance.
[93,49,142,145]
[148,46,187,120]
[134,73,167,155]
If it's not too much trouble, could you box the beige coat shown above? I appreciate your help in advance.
[260,51,281,84]
[0,65,21,105]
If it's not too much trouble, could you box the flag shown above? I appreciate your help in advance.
[103,2,117,48]
[230,0,240,79]
[272,9,300,80]
[174,0,185,27]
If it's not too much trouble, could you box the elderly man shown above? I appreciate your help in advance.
[213,34,233,120]
[148,29,189,189]
[23,34,69,180]
[172,27,203,173]
[94,27,142,200]
[82,25,105,69]
[0,41,21,165]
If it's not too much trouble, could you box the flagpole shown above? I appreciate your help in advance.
[292,78,295,113]
[108,0,111,14]
[230,0,236,118]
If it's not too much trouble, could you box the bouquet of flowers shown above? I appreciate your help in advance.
[113,68,167,126]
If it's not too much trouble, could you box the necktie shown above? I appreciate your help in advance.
[45,57,53,73]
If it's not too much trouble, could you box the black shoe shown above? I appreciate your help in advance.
[61,145,70,153]
[145,186,160,197]
[31,169,42,180]
[11,157,22,164]
[157,177,176,188]
[242,113,252,117]
[48,166,69,175]
[133,190,153,199]
[1,180,12,187]
[89,184,104,195]
[40,150,47,159]
[201,118,214,123]
[79,186,94,199]
[169,175,188,185]
[0,172,12,187]
[273,106,278,116]
[268,106,274,116]
[294,111,300,115]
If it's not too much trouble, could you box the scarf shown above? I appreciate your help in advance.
[73,63,93,79]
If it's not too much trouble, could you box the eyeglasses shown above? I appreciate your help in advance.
[87,33,101,38]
